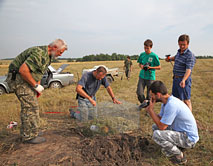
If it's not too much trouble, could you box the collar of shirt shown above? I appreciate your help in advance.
[177,48,189,55]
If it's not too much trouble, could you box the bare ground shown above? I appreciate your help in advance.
[0,114,158,166]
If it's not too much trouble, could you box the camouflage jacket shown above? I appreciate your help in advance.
[124,59,132,70]
[8,46,51,82]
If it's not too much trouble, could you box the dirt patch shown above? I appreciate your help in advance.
[0,116,155,166]
[81,134,149,166]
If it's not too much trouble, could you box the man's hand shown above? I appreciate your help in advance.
[145,98,155,114]
[139,64,143,69]
[88,97,97,106]
[165,57,170,62]
[112,98,121,104]
[34,84,44,93]
[180,80,186,88]
[165,56,175,62]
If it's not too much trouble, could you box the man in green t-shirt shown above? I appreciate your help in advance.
[6,39,67,144]
[136,39,161,104]
[124,56,133,80]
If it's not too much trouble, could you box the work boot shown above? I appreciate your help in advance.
[24,136,46,144]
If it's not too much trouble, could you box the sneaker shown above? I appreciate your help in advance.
[24,136,46,144]
[171,153,187,165]
[69,108,76,118]
[139,100,150,109]
[69,108,80,119]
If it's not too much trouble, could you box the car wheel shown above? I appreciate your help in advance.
[49,81,62,88]
[0,86,6,95]
[106,75,113,84]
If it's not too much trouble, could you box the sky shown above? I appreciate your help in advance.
[0,0,213,59]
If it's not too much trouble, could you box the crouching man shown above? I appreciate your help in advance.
[71,66,121,121]
[145,80,199,164]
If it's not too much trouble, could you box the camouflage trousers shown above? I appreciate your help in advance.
[6,73,40,141]
[125,69,131,78]
[152,124,195,157]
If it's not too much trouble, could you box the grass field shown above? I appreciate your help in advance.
[0,59,213,165]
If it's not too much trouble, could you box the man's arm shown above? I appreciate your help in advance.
[139,63,143,69]
[149,65,161,70]
[19,63,44,93]
[165,56,175,62]
[106,86,121,104]
[19,63,37,87]
[145,100,168,130]
[76,84,96,106]
[180,69,191,88]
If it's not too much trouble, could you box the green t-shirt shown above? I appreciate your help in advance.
[9,46,51,82]
[137,52,160,80]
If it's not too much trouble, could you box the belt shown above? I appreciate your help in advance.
[173,75,184,78]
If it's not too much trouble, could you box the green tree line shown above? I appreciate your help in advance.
[195,55,213,59]
[67,53,139,62]
[1,55,212,62]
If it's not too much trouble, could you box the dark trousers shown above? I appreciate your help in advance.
[136,77,154,103]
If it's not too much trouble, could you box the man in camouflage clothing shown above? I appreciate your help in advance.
[123,56,132,80]
[145,81,199,164]
[6,39,67,144]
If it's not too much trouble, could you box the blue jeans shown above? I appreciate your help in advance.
[76,96,97,122]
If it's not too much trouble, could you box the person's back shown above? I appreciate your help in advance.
[160,95,199,143]
[9,46,48,71]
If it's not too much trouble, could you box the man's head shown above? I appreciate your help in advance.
[144,39,153,54]
[48,39,68,59]
[178,34,189,53]
[149,81,168,102]
[127,56,131,60]
[93,66,107,80]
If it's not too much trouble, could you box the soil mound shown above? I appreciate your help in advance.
[81,134,149,166]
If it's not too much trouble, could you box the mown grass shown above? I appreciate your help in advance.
[0,59,213,165]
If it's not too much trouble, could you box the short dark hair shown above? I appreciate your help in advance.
[144,39,153,48]
[178,34,190,44]
[150,81,168,95]
[96,66,107,74]
[127,56,130,59]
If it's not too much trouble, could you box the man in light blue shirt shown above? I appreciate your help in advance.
[145,81,199,164]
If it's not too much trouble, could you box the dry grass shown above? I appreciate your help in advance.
[0,59,213,165]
